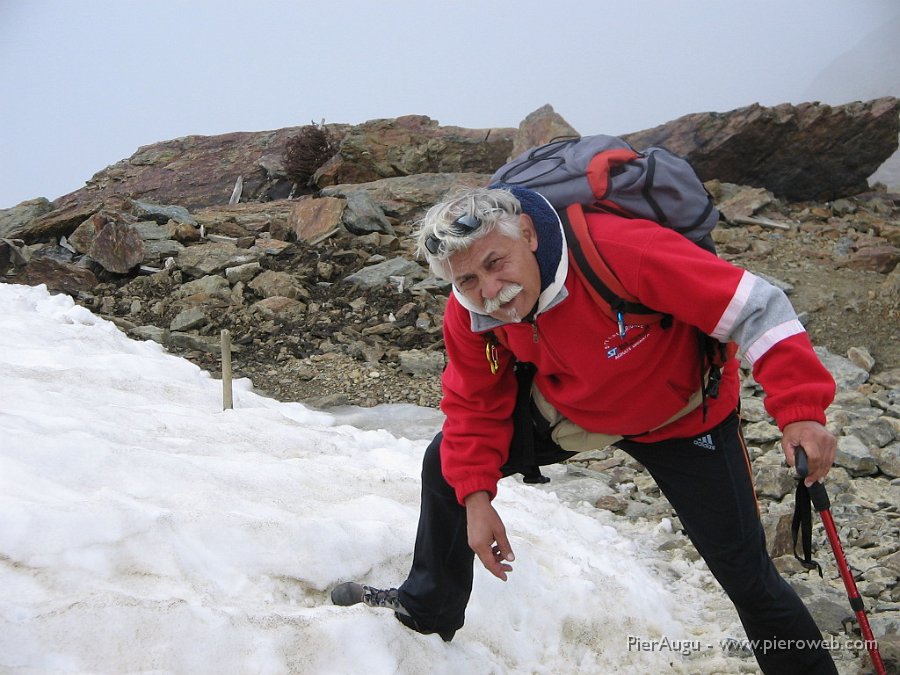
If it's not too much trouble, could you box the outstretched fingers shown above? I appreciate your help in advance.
[465,493,516,581]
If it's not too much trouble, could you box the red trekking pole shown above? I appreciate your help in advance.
[795,447,886,675]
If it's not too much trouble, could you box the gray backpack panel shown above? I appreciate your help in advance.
[491,135,719,247]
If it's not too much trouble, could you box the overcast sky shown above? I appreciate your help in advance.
[1,0,898,209]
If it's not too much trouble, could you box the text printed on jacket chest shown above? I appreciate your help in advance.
[603,323,652,360]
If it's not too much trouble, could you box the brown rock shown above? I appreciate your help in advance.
[52,128,335,212]
[253,238,292,256]
[362,322,395,336]
[14,257,98,294]
[0,238,28,273]
[0,198,54,239]
[876,222,900,247]
[622,98,900,201]
[282,196,345,243]
[764,511,796,558]
[509,104,580,159]
[320,173,490,223]
[715,186,777,223]
[248,270,304,299]
[192,201,294,243]
[89,220,145,273]
[251,296,306,320]
[15,200,104,243]
[842,244,899,274]
[70,213,144,273]
[167,221,201,243]
[69,213,111,254]
[594,495,627,514]
[176,241,263,278]
[205,220,253,239]
[313,115,515,187]
[882,265,900,302]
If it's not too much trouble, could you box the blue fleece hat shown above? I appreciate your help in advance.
[490,182,563,292]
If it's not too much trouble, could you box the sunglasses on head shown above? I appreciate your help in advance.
[423,213,483,255]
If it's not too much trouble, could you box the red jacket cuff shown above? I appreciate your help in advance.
[452,476,499,506]
[771,404,828,431]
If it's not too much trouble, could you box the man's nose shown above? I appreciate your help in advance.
[481,275,504,299]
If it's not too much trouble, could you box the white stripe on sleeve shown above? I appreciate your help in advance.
[744,319,806,365]
[711,270,756,341]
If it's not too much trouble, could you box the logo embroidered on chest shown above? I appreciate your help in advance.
[603,324,651,360]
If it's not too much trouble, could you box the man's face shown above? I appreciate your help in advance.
[446,214,541,323]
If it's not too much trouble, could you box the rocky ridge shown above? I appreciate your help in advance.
[1,100,899,673]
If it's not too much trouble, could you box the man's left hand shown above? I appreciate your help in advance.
[781,420,837,486]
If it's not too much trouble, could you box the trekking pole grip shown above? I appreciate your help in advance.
[794,446,831,512]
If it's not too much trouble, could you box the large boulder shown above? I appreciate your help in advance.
[508,104,580,159]
[192,200,295,239]
[13,257,98,294]
[50,126,345,213]
[276,195,346,243]
[622,98,900,201]
[320,172,490,222]
[11,199,107,243]
[69,213,145,274]
[0,198,54,239]
[175,241,263,278]
[312,115,515,187]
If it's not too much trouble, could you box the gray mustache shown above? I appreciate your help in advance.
[483,284,524,314]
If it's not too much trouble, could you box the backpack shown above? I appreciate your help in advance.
[491,134,719,252]
[489,136,735,482]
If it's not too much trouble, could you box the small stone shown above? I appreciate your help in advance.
[169,307,208,332]
[847,346,876,372]
[594,495,627,514]
[743,420,781,444]
[225,262,260,284]
[834,435,879,476]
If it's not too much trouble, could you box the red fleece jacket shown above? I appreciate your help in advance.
[439,212,836,504]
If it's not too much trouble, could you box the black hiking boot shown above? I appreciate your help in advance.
[330,582,456,642]
[330,582,410,616]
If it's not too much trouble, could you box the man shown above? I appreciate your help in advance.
[332,185,838,674]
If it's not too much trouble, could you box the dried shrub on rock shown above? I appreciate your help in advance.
[283,123,338,189]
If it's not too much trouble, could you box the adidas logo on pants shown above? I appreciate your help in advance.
[693,434,716,450]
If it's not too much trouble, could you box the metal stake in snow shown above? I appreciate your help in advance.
[221,329,233,410]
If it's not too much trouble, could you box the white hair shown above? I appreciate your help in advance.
[415,187,522,279]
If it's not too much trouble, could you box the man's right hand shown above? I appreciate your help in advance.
[464,491,515,581]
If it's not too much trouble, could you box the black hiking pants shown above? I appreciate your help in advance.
[398,412,837,675]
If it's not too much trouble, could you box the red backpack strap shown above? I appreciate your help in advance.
[561,204,663,336]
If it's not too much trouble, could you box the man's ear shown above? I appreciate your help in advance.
[520,214,538,252]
